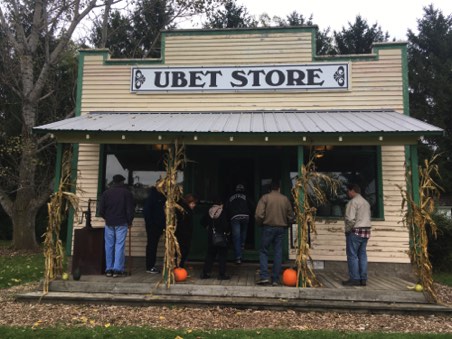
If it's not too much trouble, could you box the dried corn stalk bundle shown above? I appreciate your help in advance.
[43,149,79,294]
[398,154,442,303]
[159,142,185,288]
[291,154,340,288]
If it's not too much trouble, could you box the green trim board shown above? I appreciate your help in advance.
[376,146,385,219]
[400,44,410,116]
[405,144,420,204]
[163,26,318,37]
[75,53,85,117]
[65,144,79,256]
[314,42,408,63]
[96,144,106,210]
[296,145,304,252]
[41,131,432,147]
[78,49,164,66]
[53,144,63,193]
[64,49,86,256]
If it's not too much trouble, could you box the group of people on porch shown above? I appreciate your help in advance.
[99,175,371,287]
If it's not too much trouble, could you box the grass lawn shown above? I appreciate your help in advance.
[0,241,44,289]
[0,327,450,339]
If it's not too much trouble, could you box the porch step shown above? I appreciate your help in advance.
[17,290,452,315]
[43,280,428,304]
[16,266,452,314]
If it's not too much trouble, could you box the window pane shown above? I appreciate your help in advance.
[291,146,380,218]
[103,144,183,214]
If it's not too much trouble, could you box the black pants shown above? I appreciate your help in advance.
[202,239,228,277]
[145,223,164,270]
[178,237,192,268]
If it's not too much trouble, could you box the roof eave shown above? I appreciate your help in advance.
[39,130,435,146]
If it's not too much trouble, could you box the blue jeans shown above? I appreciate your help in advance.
[345,232,368,281]
[104,225,128,272]
[259,226,286,282]
[231,216,249,260]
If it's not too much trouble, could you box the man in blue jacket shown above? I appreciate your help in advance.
[99,174,135,277]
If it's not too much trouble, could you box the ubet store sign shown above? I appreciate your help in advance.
[131,64,349,93]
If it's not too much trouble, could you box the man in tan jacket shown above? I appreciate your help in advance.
[255,180,294,286]
[342,183,371,287]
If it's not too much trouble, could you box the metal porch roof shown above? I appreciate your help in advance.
[35,110,443,136]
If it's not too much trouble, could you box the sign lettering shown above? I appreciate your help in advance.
[131,64,348,92]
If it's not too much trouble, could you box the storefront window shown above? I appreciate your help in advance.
[102,144,183,214]
[291,146,380,218]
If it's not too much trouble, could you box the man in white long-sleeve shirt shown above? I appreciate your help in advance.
[343,183,371,287]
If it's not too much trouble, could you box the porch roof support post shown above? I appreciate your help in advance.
[54,143,63,193]
[65,143,79,257]
[408,145,420,203]
[297,145,304,285]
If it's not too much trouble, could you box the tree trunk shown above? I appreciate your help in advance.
[12,129,41,250]
[12,202,39,250]
[11,54,41,250]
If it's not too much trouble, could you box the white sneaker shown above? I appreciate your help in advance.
[146,267,160,274]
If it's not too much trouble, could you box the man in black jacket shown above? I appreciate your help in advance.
[143,183,166,274]
[99,174,135,277]
[227,184,253,264]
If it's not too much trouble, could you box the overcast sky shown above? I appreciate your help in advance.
[235,0,452,41]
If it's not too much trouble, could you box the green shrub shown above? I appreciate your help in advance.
[429,213,452,272]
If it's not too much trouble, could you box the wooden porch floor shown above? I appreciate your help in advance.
[18,260,452,314]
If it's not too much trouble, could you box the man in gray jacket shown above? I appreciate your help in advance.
[343,183,371,286]
[255,180,294,286]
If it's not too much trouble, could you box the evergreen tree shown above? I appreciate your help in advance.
[334,15,389,54]
[91,1,173,58]
[91,10,134,58]
[203,0,257,29]
[408,5,452,192]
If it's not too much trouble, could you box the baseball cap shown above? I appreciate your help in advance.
[113,174,126,183]
[235,184,245,192]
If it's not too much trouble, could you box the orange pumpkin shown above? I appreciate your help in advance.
[174,267,188,282]
[282,268,298,287]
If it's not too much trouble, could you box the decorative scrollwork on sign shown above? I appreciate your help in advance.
[134,70,146,89]
[333,66,345,86]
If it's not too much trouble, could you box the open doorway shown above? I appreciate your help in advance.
[186,145,295,261]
